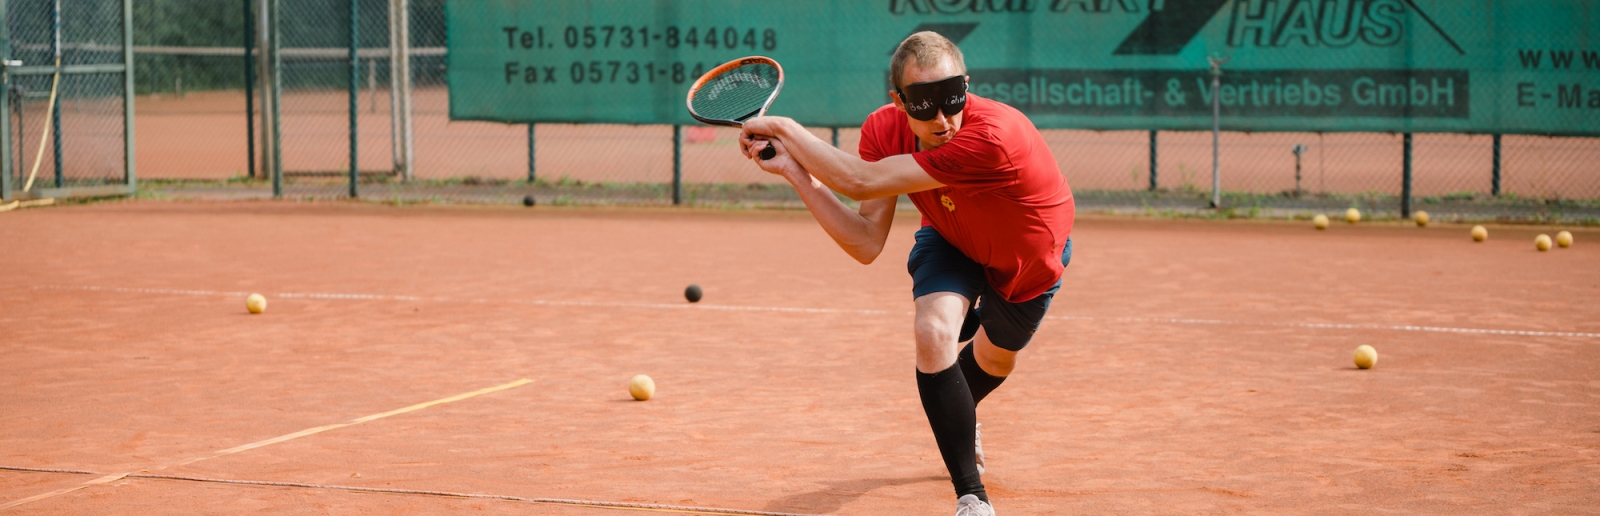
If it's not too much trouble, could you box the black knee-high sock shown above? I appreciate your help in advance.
[957,343,1007,406]
[916,363,987,503]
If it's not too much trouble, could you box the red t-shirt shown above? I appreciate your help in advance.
[858,95,1075,303]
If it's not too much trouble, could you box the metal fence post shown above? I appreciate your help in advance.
[389,0,411,180]
[1292,144,1306,194]
[348,0,359,198]
[672,125,682,205]
[258,0,274,185]
[50,0,61,188]
[1401,133,1413,219]
[389,0,401,177]
[270,0,282,198]
[0,0,11,202]
[0,0,9,202]
[11,90,19,185]
[393,0,406,179]
[1148,130,1158,191]
[122,0,135,191]
[1207,57,1226,209]
[244,0,255,179]
[527,124,535,182]
[1491,133,1501,197]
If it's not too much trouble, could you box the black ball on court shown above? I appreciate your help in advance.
[684,284,703,303]
[522,194,536,207]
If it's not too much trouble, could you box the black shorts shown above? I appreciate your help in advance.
[906,225,1071,352]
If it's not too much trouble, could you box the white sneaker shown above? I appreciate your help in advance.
[955,494,995,516]
[974,423,986,475]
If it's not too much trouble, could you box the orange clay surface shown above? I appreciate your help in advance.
[2,201,1597,514]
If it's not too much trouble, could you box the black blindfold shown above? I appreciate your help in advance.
[896,75,967,122]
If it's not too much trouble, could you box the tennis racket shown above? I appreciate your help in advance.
[686,56,783,160]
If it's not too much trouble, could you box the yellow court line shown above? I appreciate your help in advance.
[0,378,534,511]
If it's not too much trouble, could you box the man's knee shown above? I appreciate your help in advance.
[915,317,958,348]
[915,292,968,334]
[914,292,969,372]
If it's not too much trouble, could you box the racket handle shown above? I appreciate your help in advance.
[759,145,776,160]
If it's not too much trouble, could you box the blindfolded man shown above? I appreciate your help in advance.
[738,31,1075,516]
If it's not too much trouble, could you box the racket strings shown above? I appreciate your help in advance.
[690,64,780,123]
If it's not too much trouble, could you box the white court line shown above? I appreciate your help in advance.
[0,379,533,511]
[30,285,1600,339]
[1049,316,1600,339]
[0,467,816,516]
[30,285,887,315]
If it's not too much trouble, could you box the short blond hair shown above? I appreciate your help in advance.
[890,31,967,91]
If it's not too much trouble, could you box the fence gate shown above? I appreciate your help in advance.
[1,0,135,202]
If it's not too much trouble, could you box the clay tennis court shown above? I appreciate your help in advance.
[2,201,1597,514]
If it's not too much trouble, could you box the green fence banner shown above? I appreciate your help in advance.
[448,0,1600,136]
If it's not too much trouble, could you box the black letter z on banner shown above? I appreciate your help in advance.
[1112,0,1229,55]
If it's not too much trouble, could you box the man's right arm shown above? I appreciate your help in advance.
[757,140,896,264]
[789,174,897,265]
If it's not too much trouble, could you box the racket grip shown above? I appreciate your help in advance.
[759,145,776,160]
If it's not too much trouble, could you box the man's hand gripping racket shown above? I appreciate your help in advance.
[686,56,783,160]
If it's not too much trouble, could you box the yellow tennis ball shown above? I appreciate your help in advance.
[1555,230,1573,248]
[1313,214,1329,230]
[1414,210,1429,227]
[1471,225,1488,242]
[246,293,267,314]
[1345,207,1361,224]
[1535,234,1552,252]
[1353,345,1378,369]
[628,374,655,401]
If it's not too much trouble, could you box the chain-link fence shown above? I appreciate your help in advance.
[92,1,1600,223]
[1056,131,1600,222]
[2,0,131,201]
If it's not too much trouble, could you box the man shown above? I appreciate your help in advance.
[738,31,1074,515]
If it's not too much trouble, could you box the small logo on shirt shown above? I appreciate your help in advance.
[940,194,956,212]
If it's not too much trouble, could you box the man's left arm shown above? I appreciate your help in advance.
[741,116,942,201]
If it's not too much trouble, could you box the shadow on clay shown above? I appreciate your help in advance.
[762,475,945,514]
